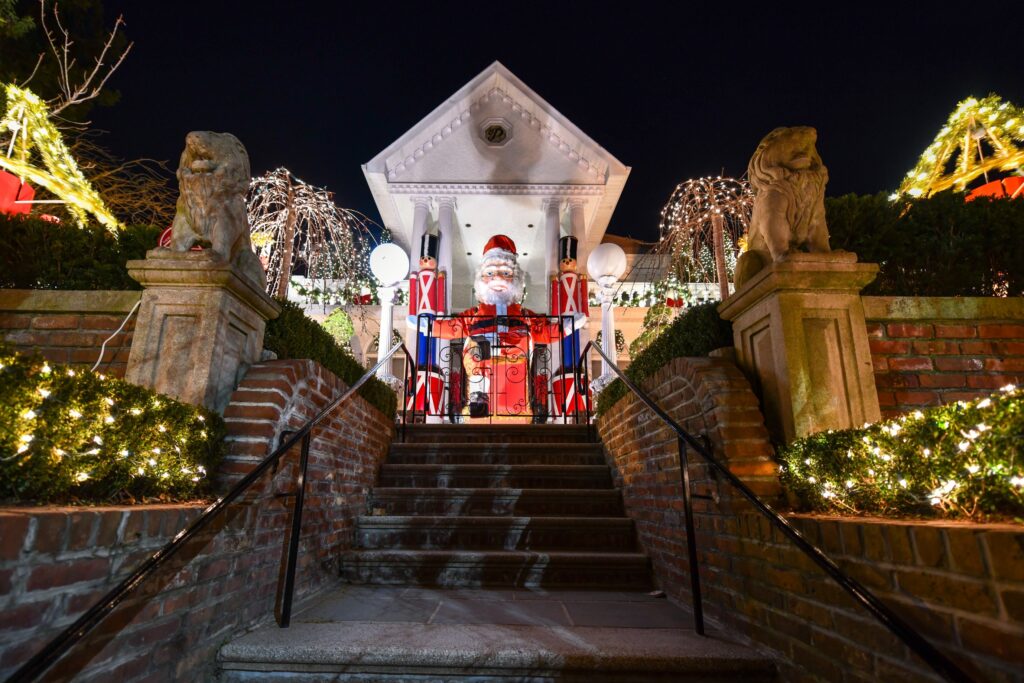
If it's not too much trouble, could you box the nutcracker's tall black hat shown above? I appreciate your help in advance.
[559,235,578,261]
[420,233,439,259]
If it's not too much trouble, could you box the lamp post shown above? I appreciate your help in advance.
[586,243,627,391]
[369,243,410,385]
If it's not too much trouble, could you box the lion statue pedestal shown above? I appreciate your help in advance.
[125,132,280,413]
[718,127,881,444]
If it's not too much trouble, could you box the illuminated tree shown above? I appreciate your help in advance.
[657,176,752,301]
[247,167,378,300]
[896,94,1024,199]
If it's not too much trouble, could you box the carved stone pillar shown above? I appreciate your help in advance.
[126,251,281,413]
[718,253,881,444]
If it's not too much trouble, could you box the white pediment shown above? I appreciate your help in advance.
[366,62,623,187]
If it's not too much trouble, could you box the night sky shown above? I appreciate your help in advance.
[90,2,1022,242]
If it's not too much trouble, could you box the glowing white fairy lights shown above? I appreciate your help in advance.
[657,176,753,300]
[780,384,1022,520]
[247,167,379,300]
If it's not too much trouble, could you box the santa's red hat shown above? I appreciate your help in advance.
[482,234,516,257]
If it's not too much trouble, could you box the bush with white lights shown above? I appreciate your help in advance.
[0,346,225,504]
[778,386,1023,520]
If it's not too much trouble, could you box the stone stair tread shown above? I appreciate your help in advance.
[358,515,633,526]
[346,549,648,561]
[219,622,773,678]
[380,464,609,472]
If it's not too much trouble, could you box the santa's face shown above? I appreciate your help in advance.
[474,258,522,305]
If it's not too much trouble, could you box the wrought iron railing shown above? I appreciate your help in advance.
[582,341,974,683]
[405,313,591,425]
[6,342,416,683]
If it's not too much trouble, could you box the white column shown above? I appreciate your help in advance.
[434,196,456,424]
[568,198,587,267]
[598,276,617,380]
[377,285,397,383]
[410,196,432,260]
[436,196,456,310]
[542,198,562,280]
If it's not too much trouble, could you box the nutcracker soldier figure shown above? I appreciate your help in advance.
[550,235,589,416]
[406,233,447,417]
[433,234,556,422]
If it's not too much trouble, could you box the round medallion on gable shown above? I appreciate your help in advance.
[480,118,513,147]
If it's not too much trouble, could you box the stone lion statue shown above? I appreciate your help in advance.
[168,131,266,287]
[735,126,832,287]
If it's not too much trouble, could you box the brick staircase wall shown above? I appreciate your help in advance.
[0,290,140,378]
[0,359,393,682]
[597,355,1024,682]
[864,296,1024,418]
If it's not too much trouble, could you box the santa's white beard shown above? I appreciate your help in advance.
[474,278,523,306]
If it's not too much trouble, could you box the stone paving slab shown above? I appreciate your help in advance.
[220,586,776,679]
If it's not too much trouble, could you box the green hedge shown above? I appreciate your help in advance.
[263,300,397,417]
[1,345,225,504]
[826,192,1024,297]
[778,387,1024,521]
[0,214,162,290]
[596,302,732,415]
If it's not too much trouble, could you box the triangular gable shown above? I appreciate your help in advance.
[365,61,628,185]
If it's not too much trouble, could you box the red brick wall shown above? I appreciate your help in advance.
[864,296,1024,418]
[0,290,140,378]
[0,359,394,682]
[598,356,1023,682]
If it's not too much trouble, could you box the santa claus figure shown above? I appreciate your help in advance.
[406,233,447,416]
[434,234,555,421]
[550,235,590,416]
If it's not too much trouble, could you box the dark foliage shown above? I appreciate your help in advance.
[263,300,397,418]
[597,302,732,415]
[826,192,1024,297]
[0,214,160,290]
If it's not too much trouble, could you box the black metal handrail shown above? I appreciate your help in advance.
[6,342,416,683]
[583,341,974,683]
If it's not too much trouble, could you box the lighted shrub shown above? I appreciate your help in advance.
[0,346,225,504]
[263,300,397,417]
[778,386,1024,520]
[597,302,732,415]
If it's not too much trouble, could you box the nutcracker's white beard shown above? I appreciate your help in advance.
[474,253,524,306]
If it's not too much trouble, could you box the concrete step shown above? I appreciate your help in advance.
[219,586,776,682]
[369,487,625,517]
[377,464,612,489]
[400,423,594,444]
[387,442,606,466]
[357,515,637,551]
[341,550,653,589]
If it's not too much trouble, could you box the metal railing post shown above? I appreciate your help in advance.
[677,436,704,635]
[279,431,311,628]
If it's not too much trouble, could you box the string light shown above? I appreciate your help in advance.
[780,386,1023,519]
[247,167,378,300]
[895,94,1024,199]
[657,176,753,286]
[0,85,122,231]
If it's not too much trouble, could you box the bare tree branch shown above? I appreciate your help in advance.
[39,0,133,119]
